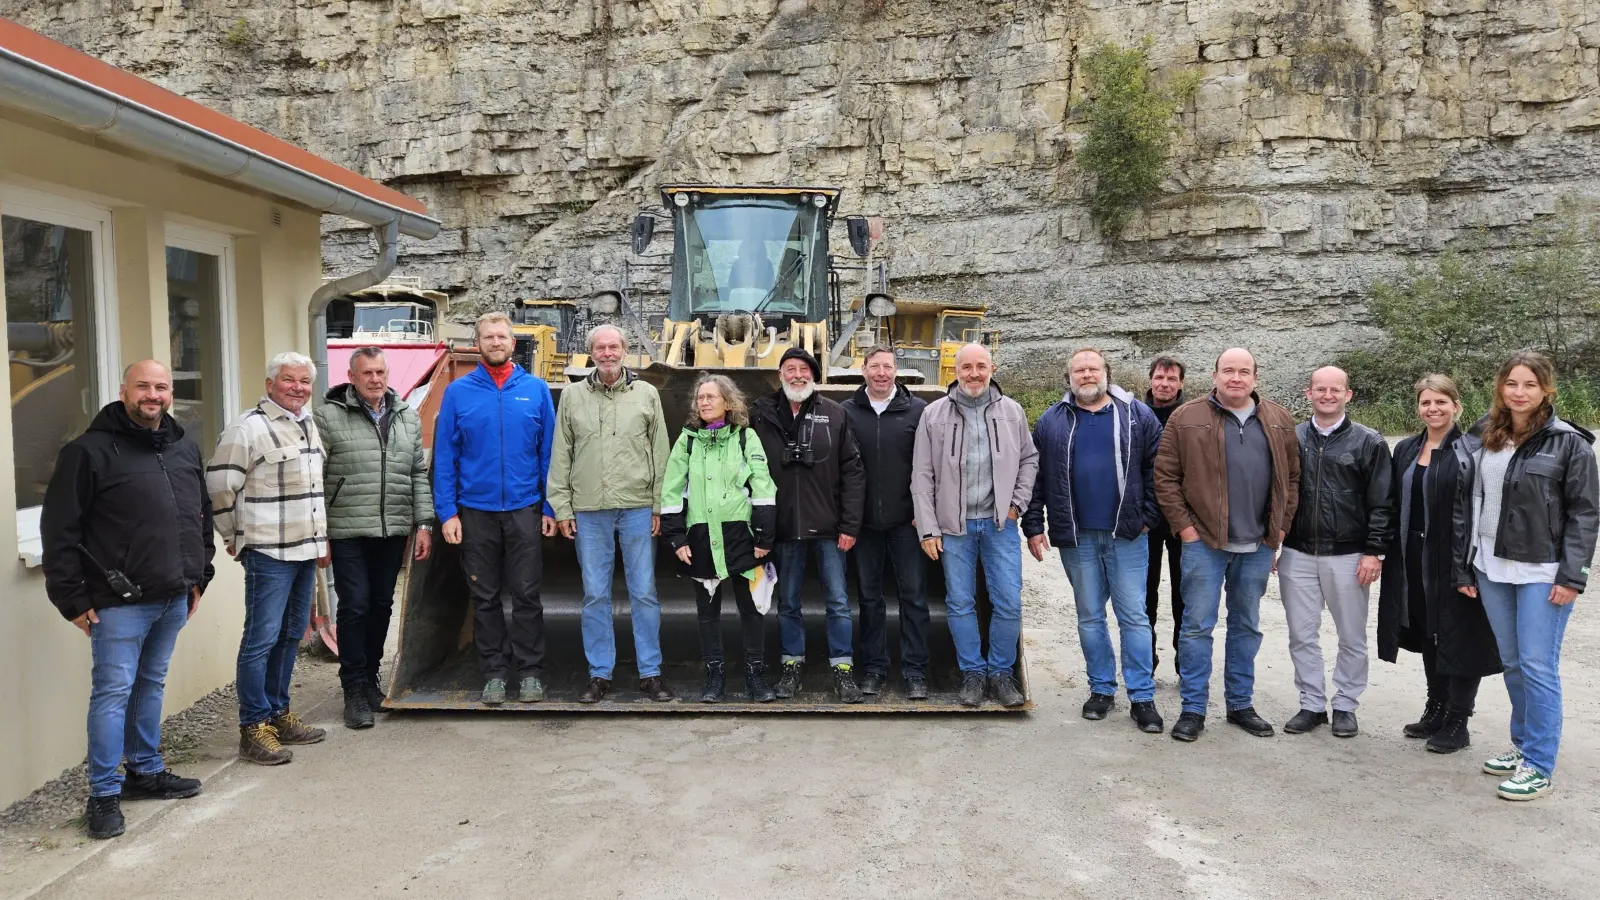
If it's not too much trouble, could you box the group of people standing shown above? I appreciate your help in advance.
[1030,346,1594,805]
[38,315,1594,841]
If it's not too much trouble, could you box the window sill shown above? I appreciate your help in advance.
[17,507,42,568]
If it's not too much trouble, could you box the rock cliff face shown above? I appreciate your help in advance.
[8,0,1600,384]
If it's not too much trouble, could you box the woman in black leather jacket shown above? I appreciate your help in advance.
[1377,375,1501,754]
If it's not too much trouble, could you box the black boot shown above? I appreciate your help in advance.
[1426,707,1471,754]
[775,661,802,699]
[342,684,374,730]
[699,662,726,703]
[1403,698,1446,738]
[745,663,777,702]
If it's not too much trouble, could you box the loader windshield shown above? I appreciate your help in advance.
[672,196,826,321]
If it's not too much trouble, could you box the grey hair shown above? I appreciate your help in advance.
[475,311,514,338]
[349,346,386,365]
[266,351,316,381]
[587,323,628,353]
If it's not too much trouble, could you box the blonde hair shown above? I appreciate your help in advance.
[475,311,514,339]
[687,374,749,428]
[1413,373,1461,406]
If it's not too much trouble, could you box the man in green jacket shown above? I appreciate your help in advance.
[549,325,674,703]
[315,347,433,729]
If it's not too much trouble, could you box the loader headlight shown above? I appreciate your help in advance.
[812,194,828,208]
[673,193,689,208]
[866,293,896,318]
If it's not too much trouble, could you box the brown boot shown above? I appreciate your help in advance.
[639,676,676,702]
[239,723,292,765]
[578,677,611,704]
[269,711,326,745]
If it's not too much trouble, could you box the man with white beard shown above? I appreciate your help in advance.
[1023,348,1166,731]
[752,348,866,702]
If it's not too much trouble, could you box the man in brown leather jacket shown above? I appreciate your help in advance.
[1152,347,1300,743]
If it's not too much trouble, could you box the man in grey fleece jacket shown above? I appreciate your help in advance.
[911,343,1039,707]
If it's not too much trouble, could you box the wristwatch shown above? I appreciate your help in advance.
[417,524,433,532]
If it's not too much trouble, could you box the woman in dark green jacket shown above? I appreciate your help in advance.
[660,374,778,702]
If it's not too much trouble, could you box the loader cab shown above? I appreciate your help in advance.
[510,298,579,382]
[660,185,837,328]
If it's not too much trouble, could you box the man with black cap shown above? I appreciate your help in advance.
[753,346,867,702]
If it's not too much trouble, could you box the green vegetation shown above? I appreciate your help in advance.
[1342,214,1600,434]
[1078,40,1199,239]
[224,18,253,50]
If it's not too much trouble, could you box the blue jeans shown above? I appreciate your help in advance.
[237,551,316,727]
[776,538,854,665]
[575,508,663,679]
[941,518,1024,676]
[1060,531,1155,702]
[1177,542,1274,714]
[1478,576,1575,777]
[87,597,188,797]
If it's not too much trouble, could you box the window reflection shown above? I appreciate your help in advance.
[166,246,223,454]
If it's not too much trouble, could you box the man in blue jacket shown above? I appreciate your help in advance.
[435,311,557,706]
[1024,348,1166,733]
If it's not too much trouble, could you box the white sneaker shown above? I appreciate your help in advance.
[1497,765,1552,801]
[1482,748,1523,776]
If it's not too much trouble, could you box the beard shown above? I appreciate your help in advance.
[1073,380,1107,405]
[783,382,815,404]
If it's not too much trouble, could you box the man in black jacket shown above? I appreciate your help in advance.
[840,346,930,698]
[1278,366,1394,738]
[753,347,867,702]
[41,360,216,840]
[1144,355,1185,675]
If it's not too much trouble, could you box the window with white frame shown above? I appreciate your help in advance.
[0,187,119,549]
[165,224,238,457]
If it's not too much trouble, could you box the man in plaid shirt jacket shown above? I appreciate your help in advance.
[207,351,330,765]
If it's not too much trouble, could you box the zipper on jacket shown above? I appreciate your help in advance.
[1313,433,1325,550]
[498,384,507,512]
[154,450,191,589]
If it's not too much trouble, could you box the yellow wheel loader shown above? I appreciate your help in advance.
[384,185,1028,712]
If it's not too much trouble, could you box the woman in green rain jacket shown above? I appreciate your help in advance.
[660,374,778,703]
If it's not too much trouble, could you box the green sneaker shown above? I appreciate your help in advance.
[1497,766,1552,801]
[1483,748,1523,776]
[481,677,507,706]
[516,676,545,703]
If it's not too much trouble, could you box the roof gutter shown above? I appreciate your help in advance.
[310,219,399,397]
[0,48,441,240]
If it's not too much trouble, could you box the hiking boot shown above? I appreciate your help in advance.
[516,676,545,703]
[1130,701,1164,733]
[905,675,930,700]
[239,723,292,765]
[834,665,864,703]
[365,678,387,710]
[578,677,611,704]
[1171,711,1205,742]
[1427,708,1471,754]
[343,684,374,730]
[699,662,726,703]
[481,677,507,706]
[1484,748,1524,776]
[958,672,987,707]
[1226,707,1274,737]
[990,673,1026,708]
[775,661,803,699]
[1403,698,1446,738]
[121,769,201,801]
[858,671,886,696]
[1497,766,1553,802]
[745,663,776,702]
[84,795,124,839]
[270,711,326,745]
[1284,709,1328,734]
[1331,710,1358,738]
[1082,692,1114,720]
[640,676,676,702]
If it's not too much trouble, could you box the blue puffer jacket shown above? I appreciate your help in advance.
[1023,384,1163,547]
[433,363,556,522]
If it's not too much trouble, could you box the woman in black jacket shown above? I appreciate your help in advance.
[1461,351,1598,801]
[1377,375,1501,754]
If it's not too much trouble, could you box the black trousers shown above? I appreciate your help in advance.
[855,523,932,678]
[458,506,545,679]
[330,535,410,688]
[1144,526,1184,663]
[1421,640,1481,714]
[695,575,764,667]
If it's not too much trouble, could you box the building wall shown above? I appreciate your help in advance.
[0,108,324,808]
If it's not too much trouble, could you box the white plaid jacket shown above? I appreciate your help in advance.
[206,398,328,561]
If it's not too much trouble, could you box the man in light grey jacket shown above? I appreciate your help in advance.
[911,343,1039,707]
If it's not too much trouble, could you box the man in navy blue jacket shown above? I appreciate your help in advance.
[435,311,557,706]
[1024,348,1166,733]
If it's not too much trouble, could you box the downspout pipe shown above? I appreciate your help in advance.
[310,219,399,397]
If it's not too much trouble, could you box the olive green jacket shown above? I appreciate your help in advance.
[314,385,433,539]
[547,369,670,520]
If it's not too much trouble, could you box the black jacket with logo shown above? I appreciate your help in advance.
[839,384,926,532]
[41,403,216,620]
[752,391,865,540]
[1284,417,1395,557]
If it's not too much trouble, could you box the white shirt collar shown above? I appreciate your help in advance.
[1314,415,1346,437]
[263,396,311,422]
